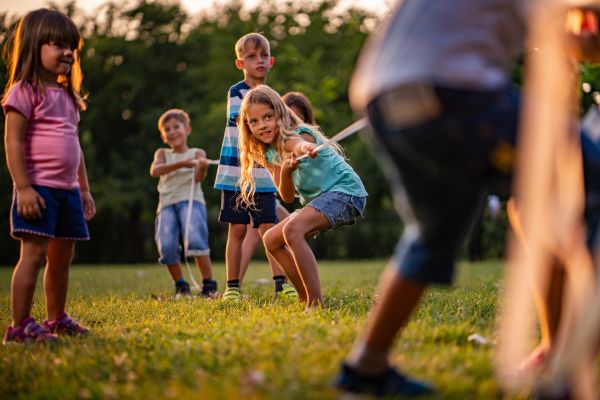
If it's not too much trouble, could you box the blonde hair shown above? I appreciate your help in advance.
[158,108,190,134]
[238,85,336,208]
[235,32,270,59]
[2,8,86,111]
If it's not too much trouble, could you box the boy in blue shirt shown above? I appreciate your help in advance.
[214,33,297,301]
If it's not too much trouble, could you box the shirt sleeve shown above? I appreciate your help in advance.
[3,81,35,120]
[227,87,243,124]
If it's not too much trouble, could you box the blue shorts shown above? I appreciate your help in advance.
[308,191,366,230]
[366,85,520,284]
[218,190,278,228]
[10,184,89,240]
[368,84,600,284]
[155,200,210,265]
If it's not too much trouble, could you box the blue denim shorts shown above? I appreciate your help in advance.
[366,85,521,284]
[218,190,278,228]
[10,184,89,240]
[155,200,209,265]
[308,191,367,231]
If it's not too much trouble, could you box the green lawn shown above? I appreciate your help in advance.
[0,260,513,399]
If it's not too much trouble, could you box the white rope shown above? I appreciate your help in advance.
[183,163,201,291]
[296,118,369,161]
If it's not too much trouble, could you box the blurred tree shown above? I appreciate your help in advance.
[0,0,403,264]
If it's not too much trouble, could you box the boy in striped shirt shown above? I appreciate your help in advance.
[214,33,295,301]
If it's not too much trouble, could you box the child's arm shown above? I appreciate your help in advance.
[286,133,318,158]
[268,158,297,203]
[4,110,46,219]
[150,149,198,177]
[77,149,96,221]
[194,149,209,182]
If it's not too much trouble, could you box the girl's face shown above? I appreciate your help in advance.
[40,42,74,83]
[246,102,278,144]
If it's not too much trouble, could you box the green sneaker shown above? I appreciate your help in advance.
[277,284,298,300]
[222,286,241,302]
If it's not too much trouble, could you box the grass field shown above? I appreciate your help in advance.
[0,259,516,399]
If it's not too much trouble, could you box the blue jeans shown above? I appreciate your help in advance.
[155,200,209,265]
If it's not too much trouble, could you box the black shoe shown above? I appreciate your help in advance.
[334,362,434,397]
[175,281,191,295]
[200,279,218,298]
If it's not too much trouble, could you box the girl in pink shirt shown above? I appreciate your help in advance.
[2,9,95,343]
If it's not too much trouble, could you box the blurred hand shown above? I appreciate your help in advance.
[81,191,96,221]
[16,186,45,220]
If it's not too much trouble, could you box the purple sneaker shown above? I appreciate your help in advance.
[3,317,59,344]
[43,312,89,336]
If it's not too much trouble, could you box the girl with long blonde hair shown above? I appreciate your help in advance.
[238,85,367,307]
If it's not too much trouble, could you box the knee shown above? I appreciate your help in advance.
[282,221,303,245]
[229,224,247,242]
[263,229,281,253]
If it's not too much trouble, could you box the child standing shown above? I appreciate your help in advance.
[150,109,218,297]
[2,9,94,343]
[214,33,296,301]
[237,85,368,307]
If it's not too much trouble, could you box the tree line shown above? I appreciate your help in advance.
[0,0,546,264]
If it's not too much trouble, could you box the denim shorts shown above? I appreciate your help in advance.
[366,85,521,284]
[218,190,278,228]
[308,191,367,231]
[10,184,89,240]
[155,200,209,265]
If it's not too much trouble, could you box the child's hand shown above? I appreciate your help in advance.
[181,158,199,168]
[282,153,300,174]
[16,186,46,220]
[196,158,209,169]
[299,142,318,158]
[81,191,96,221]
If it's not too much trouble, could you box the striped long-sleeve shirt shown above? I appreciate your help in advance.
[213,80,277,192]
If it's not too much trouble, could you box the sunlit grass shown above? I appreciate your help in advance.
[0,260,512,399]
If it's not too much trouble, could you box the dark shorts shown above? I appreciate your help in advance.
[10,184,89,240]
[218,190,278,228]
[368,84,600,284]
[366,85,520,284]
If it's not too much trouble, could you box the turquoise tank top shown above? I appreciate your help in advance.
[266,127,367,204]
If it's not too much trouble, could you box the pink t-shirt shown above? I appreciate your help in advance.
[3,81,81,189]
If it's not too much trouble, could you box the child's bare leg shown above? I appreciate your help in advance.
[166,264,184,281]
[194,255,213,280]
[11,235,48,325]
[44,239,75,321]
[268,204,290,277]
[263,220,307,302]
[347,267,427,374]
[239,228,261,283]
[281,207,330,307]
[226,223,247,283]
[257,223,286,278]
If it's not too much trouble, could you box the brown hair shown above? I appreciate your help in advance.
[235,32,270,59]
[282,91,316,125]
[158,108,190,133]
[2,8,86,110]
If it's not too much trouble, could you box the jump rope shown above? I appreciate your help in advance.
[181,117,369,290]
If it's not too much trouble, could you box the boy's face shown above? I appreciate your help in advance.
[235,45,274,80]
[160,117,190,149]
